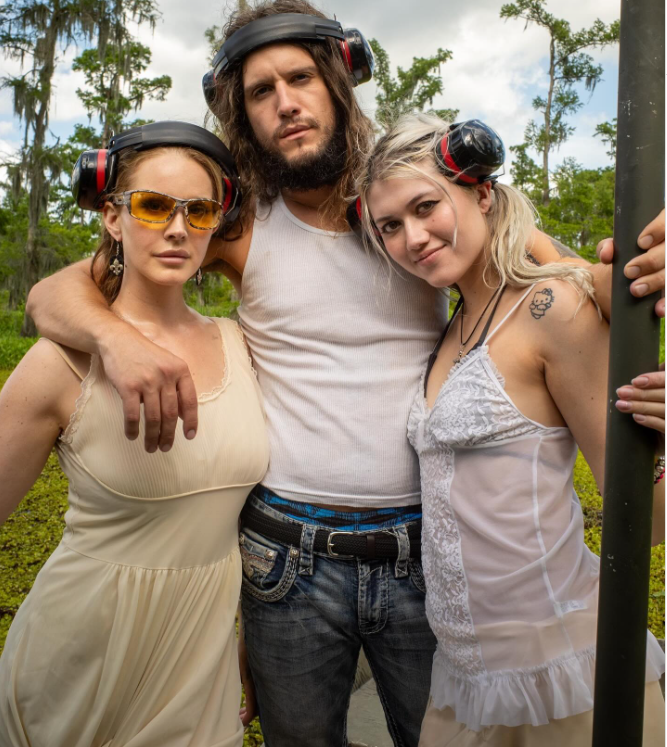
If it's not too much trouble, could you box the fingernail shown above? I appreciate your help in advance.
[632,376,650,387]
[633,413,647,423]
[160,444,171,453]
[187,430,196,440]
[616,386,633,398]
[637,235,653,249]
[625,265,641,279]
[632,283,649,296]
[616,399,631,411]
[147,445,157,453]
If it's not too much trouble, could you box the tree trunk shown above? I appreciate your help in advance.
[542,35,555,206]
[20,221,40,337]
[20,7,59,337]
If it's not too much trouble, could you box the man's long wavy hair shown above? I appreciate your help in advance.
[210,0,375,231]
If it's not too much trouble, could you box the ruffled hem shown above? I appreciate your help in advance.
[431,634,665,731]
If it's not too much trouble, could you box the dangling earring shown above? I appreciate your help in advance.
[110,241,124,276]
[195,267,203,286]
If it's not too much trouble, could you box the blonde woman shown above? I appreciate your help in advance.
[0,123,268,746]
[357,114,665,746]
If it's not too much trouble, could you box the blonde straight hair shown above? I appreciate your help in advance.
[356,113,596,305]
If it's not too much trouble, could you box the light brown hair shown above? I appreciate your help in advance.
[210,0,375,230]
[92,146,223,304]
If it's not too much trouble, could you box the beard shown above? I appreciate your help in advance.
[252,113,347,193]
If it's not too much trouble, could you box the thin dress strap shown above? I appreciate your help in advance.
[44,339,85,381]
[483,284,537,345]
[424,295,463,394]
[469,285,508,352]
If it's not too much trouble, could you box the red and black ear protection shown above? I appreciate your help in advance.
[435,120,505,185]
[71,121,242,225]
[346,197,380,243]
[346,120,505,238]
[203,13,374,112]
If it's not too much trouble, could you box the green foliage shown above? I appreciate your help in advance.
[0,0,103,333]
[500,0,619,204]
[0,335,37,369]
[73,41,171,143]
[539,159,615,261]
[0,305,37,366]
[184,274,240,320]
[0,451,69,650]
[369,38,458,131]
[510,144,614,261]
[574,451,664,639]
[595,119,617,161]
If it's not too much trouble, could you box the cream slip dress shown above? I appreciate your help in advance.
[0,318,269,747]
[407,287,665,735]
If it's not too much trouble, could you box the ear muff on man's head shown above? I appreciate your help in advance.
[435,120,505,184]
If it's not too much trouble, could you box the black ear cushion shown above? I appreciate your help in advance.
[71,149,111,211]
[346,199,363,236]
[436,120,505,183]
[343,29,374,85]
[202,69,218,113]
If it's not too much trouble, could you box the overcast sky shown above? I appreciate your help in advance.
[0,0,621,179]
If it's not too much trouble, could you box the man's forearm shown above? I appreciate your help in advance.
[26,259,135,354]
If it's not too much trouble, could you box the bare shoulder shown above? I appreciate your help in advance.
[1,339,89,425]
[525,279,606,357]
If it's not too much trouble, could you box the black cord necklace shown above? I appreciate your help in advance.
[455,286,502,364]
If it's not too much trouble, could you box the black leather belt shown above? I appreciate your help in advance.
[241,504,421,559]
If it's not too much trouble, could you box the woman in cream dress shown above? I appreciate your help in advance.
[0,129,268,746]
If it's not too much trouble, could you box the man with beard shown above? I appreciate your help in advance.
[26,1,666,744]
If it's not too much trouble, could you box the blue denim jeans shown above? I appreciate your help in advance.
[240,491,437,747]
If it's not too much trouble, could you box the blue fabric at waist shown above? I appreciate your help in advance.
[253,484,422,531]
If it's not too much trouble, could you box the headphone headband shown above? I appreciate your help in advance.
[204,13,374,110]
[213,14,345,77]
[108,121,238,181]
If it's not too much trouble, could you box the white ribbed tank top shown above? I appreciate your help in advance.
[238,196,447,507]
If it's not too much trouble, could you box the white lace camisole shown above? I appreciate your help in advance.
[407,286,665,731]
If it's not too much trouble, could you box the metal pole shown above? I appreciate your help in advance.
[592,0,664,744]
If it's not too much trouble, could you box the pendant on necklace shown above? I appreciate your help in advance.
[454,348,465,364]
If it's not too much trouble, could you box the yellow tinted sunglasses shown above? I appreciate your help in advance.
[111,190,223,231]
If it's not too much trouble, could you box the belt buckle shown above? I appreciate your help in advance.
[326,530,356,558]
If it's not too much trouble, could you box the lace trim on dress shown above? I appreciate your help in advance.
[420,444,486,680]
[197,318,232,402]
[59,355,98,445]
[426,348,539,448]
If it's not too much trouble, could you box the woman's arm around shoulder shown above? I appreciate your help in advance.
[0,340,87,525]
